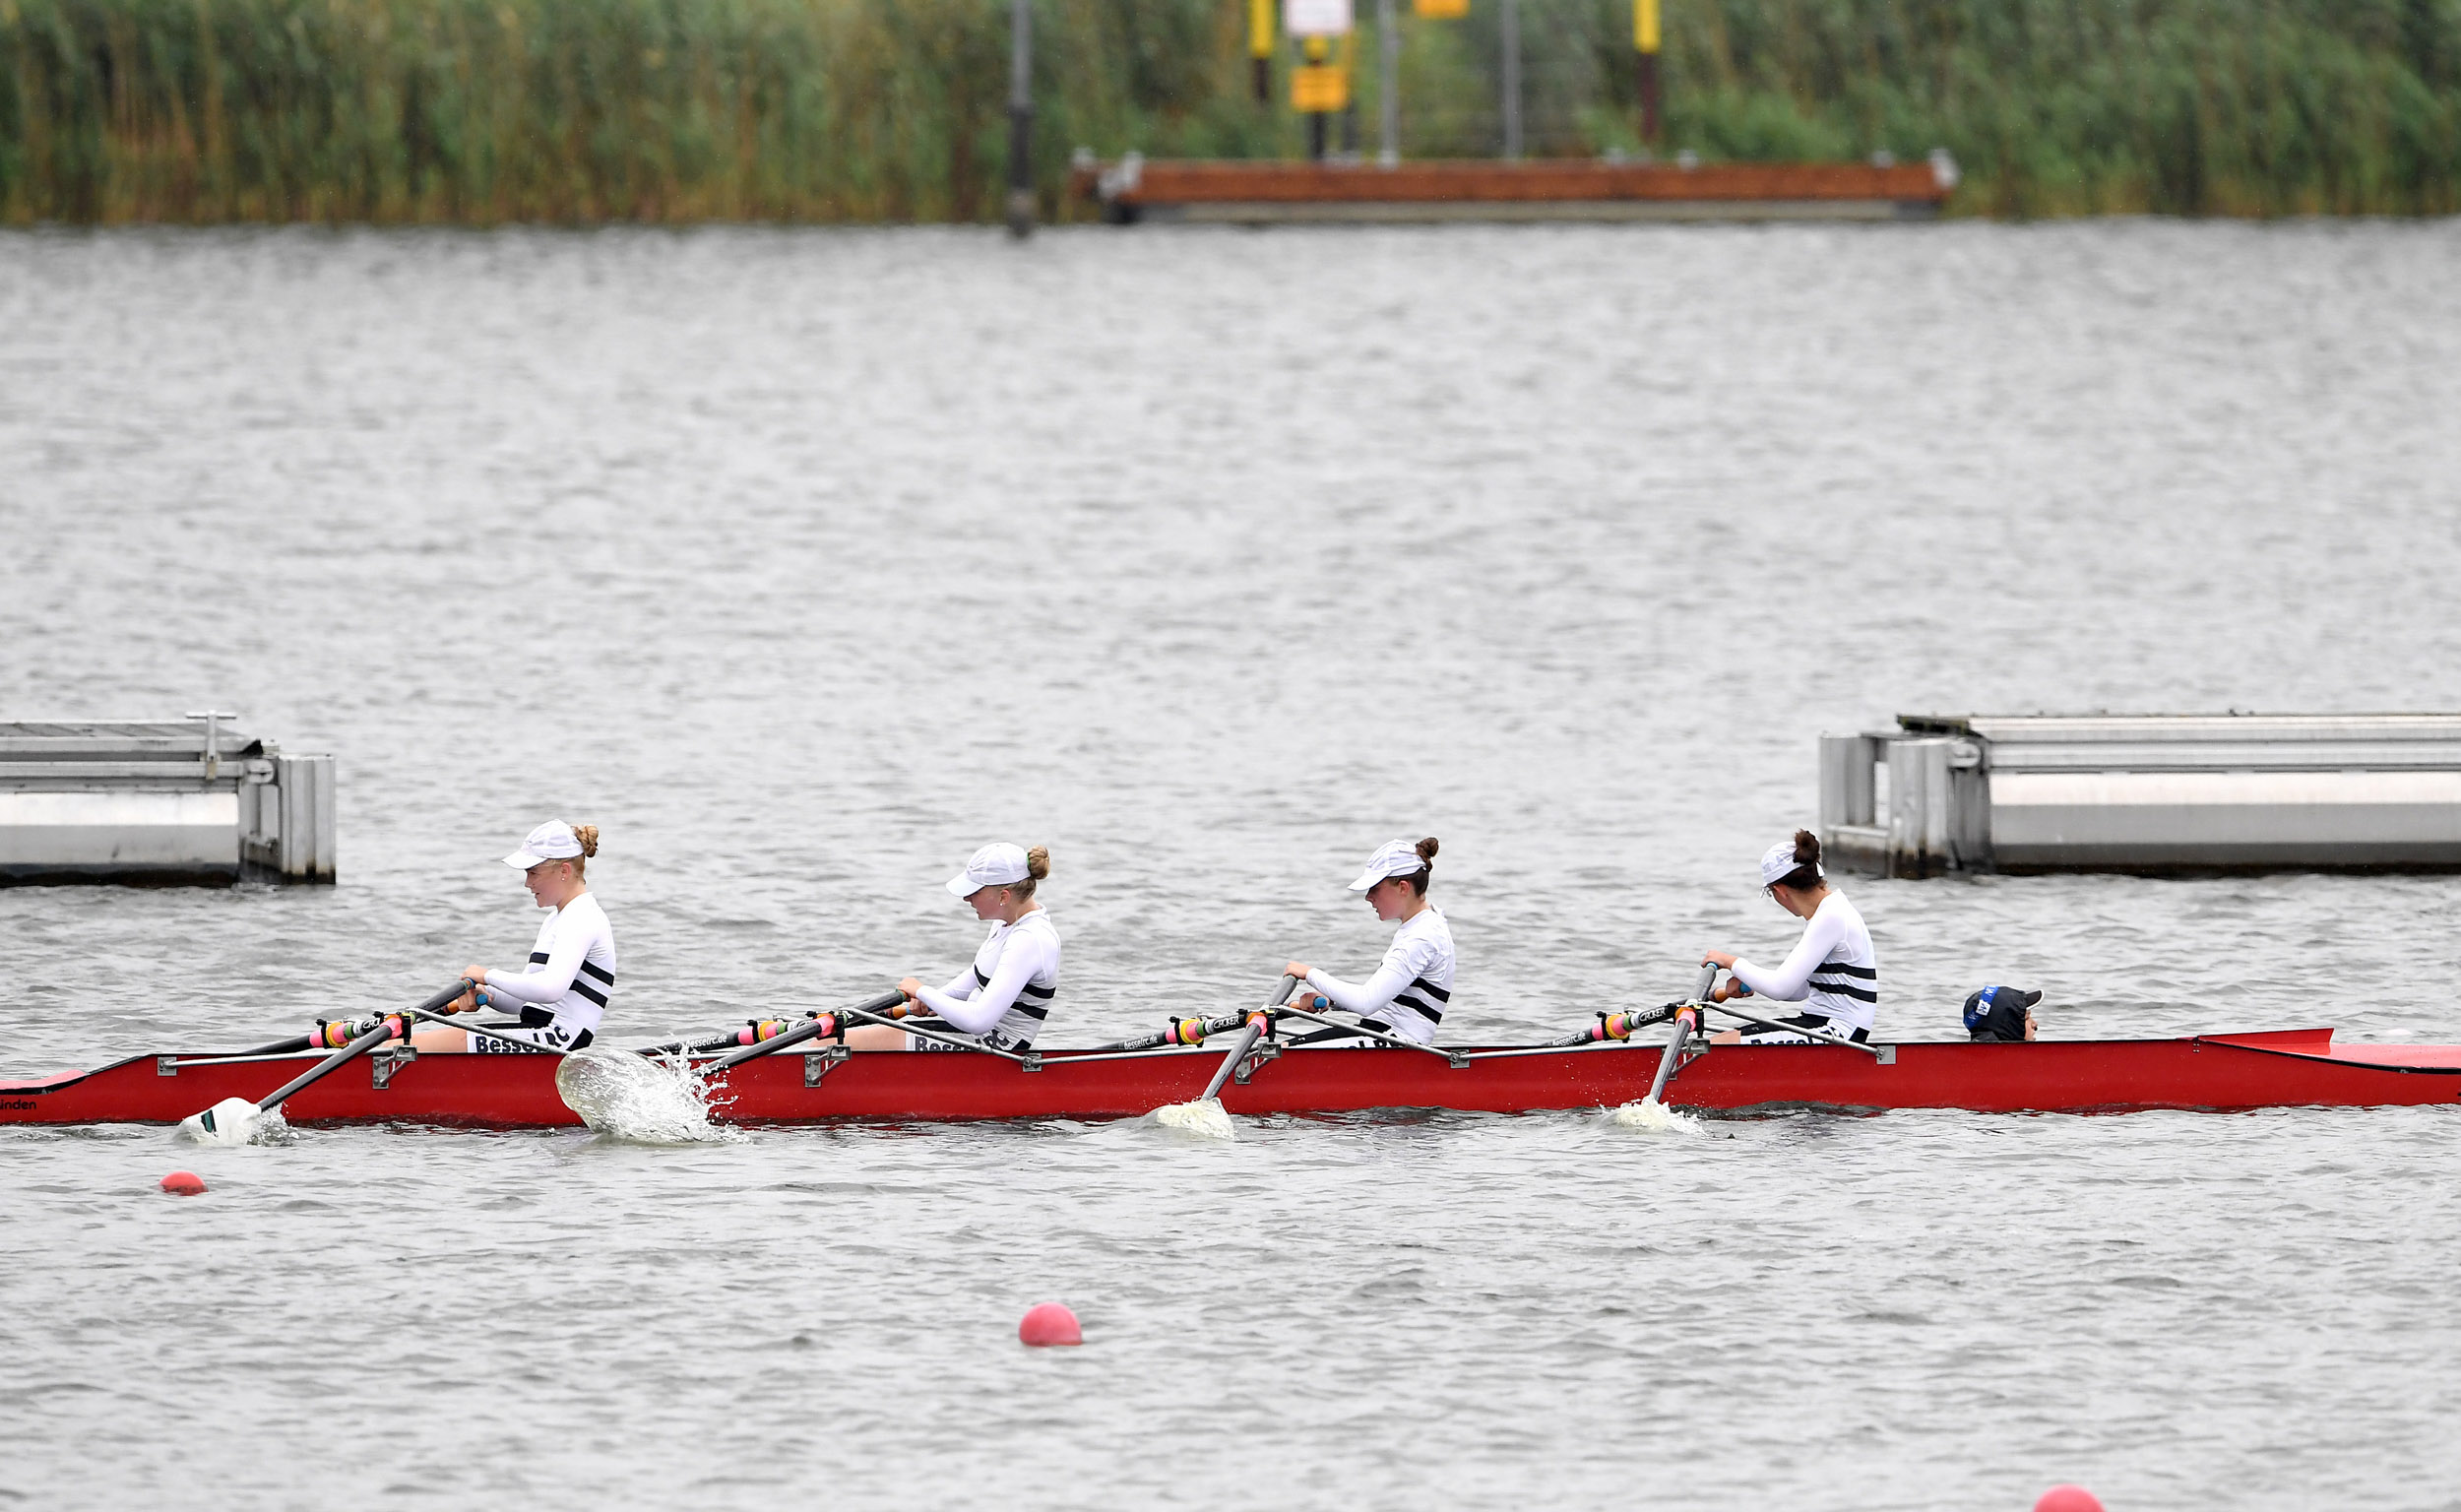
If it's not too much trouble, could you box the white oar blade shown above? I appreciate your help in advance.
[555,1048,734,1144]
[176,1097,266,1147]
[1608,1097,1701,1134]
[1149,1098,1235,1141]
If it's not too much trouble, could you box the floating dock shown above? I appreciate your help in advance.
[1820,715,2461,877]
[1072,154,1956,224]
[0,718,335,885]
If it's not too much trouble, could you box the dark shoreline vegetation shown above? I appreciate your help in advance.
[2,0,2457,224]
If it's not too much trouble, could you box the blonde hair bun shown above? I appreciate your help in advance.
[571,824,600,859]
[1025,845,1050,880]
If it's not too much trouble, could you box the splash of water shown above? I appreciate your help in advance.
[1608,1097,1702,1134]
[555,1049,742,1144]
[1149,1098,1235,1140]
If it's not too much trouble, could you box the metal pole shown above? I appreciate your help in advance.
[1250,0,1275,103]
[1634,0,1661,145]
[1004,0,1034,237]
[1499,0,1522,160]
[1377,0,1399,167]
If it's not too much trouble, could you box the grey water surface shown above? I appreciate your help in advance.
[3,220,2459,1511]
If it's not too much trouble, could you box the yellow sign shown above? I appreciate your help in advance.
[1415,0,1468,16]
[1292,64,1350,113]
[1634,0,1660,52]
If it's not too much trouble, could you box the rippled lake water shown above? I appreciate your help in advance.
[4,220,2460,1509]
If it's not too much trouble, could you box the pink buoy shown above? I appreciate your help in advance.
[2036,1487,2104,1512]
[1017,1302,1082,1348]
[159,1170,208,1196]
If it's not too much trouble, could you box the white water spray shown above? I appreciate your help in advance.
[1149,1097,1236,1140]
[1608,1097,1702,1134]
[556,1049,741,1144]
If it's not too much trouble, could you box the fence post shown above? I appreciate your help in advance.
[1005,0,1034,237]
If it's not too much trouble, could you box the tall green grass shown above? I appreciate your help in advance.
[2,0,2456,222]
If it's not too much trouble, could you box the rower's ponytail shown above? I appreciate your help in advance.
[1008,845,1050,900]
[1774,829,1822,892]
[566,823,599,879]
[1401,836,1439,896]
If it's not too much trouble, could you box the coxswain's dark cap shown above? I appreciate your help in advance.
[1963,984,2042,1042]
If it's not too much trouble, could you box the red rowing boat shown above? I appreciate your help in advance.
[4,1028,2457,1127]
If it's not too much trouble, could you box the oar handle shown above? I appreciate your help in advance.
[1693,963,1720,1002]
[255,978,473,1111]
[705,990,906,1072]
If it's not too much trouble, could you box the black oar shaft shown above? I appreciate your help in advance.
[255,979,471,1111]
[705,990,906,1073]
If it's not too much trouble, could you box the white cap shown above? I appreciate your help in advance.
[947,842,1032,898]
[1345,838,1428,892]
[503,820,584,871]
[1760,839,1821,888]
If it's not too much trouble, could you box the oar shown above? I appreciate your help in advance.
[178,979,473,1145]
[1701,996,1886,1057]
[1150,977,1300,1135]
[1545,1003,1680,1047]
[701,990,908,1074]
[1090,1011,1247,1054]
[1641,965,1719,1107]
[1271,998,1459,1061]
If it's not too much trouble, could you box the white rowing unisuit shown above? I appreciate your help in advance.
[914,907,1059,1050]
[474,891,617,1048]
[1304,906,1455,1046]
[1730,891,1878,1034]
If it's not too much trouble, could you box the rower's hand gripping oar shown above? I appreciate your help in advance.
[1151,976,1301,1137]
[178,979,473,1146]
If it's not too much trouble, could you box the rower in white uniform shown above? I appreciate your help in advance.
[833,843,1058,1053]
[1699,829,1878,1044]
[1283,837,1455,1046]
[307,821,616,1054]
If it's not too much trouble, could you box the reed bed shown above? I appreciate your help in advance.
[2,0,2455,223]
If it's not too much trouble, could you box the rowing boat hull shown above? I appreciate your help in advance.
[4,1029,2458,1128]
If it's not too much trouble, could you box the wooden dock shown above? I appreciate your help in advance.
[1072,154,1955,223]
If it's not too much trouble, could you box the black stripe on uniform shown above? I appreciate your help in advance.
[1411,976,1452,1003]
[1392,993,1443,1024]
[571,979,610,1008]
[530,952,549,965]
[1808,978,1879,1003]
[1817,962,1877,979]
[579,959,614,986]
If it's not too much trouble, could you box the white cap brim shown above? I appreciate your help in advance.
[504,850,548,871]
[947,869,983,898]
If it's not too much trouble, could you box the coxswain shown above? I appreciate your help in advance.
[1282,837,1455,1046]
[834,843,1058,1052]
[1699,829,1877,1044]
[306,821,616,1055]
[1964,985,2041,1041]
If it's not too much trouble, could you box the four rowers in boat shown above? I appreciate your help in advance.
[1698,829,1880,1044]
[338,821,1863,1057]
